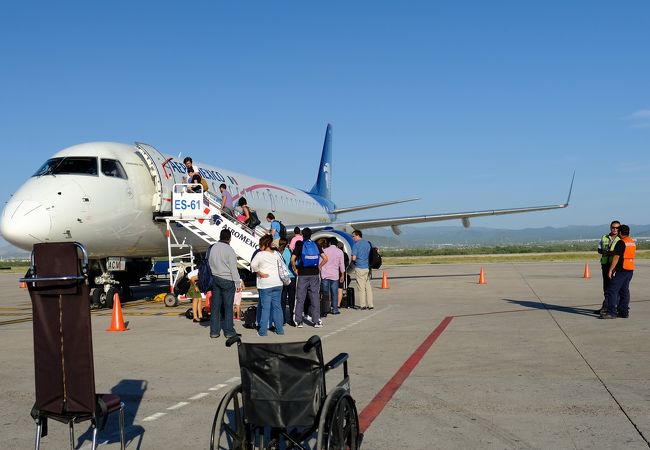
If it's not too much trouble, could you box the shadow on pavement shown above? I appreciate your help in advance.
[76,379,147,449]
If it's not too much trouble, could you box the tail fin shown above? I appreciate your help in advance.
[309,124,332,200]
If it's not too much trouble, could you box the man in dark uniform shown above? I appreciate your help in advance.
[601,224,636,319]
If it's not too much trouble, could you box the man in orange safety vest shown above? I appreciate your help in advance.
[601,224,636,319]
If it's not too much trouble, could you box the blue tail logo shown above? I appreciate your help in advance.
[309,124,332,200]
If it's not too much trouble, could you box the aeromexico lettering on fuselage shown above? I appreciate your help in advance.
[222,224,259,250]
[165,160,226,183]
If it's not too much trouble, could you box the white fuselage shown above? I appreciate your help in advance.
[1,142,332,258]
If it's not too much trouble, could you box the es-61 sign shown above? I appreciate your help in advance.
[172,191,203,218]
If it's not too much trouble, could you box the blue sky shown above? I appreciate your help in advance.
[1,1,649,233]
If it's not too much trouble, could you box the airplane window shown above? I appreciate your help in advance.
[101,159,128,179]
[33,157,98,177]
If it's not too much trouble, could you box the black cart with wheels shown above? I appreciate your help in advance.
[211,335,359,450]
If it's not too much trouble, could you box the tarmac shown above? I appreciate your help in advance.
[1,260,649,449]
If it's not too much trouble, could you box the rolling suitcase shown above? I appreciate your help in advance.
[320,289,331,317]
[344,287,355,309]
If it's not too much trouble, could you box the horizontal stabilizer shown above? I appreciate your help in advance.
[331,198,420,215]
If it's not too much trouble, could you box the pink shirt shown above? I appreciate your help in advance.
[320,246,345,281]
[289,234,303,251]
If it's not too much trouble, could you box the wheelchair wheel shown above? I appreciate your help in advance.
[317,390,359,450]
[210,384,248,450]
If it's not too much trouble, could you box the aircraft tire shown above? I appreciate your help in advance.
[164,293,178,307]
[91,288,102,308]
[105,287,117,310]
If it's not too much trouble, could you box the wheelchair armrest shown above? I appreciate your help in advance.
[325,352,349,371]
[303,335,322,353]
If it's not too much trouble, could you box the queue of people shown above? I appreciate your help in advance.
[180,157,377,339]
[596,221,636,319]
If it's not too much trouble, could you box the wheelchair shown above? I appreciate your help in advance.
[210,335,360,450]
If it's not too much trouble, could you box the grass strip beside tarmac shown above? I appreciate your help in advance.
[383,249,650,265]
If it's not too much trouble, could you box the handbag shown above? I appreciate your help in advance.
[277,254,292,286]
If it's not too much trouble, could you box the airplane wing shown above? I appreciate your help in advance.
[302,173,574,235]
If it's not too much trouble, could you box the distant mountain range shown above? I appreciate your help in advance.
[361,224,650,249]
[2,224,649,257]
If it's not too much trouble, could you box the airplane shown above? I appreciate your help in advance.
[0,124,573,307]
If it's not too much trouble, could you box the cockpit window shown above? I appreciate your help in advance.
[101,159,128,179]
[33,157,98,177]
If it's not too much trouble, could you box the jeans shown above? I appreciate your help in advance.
[282,278,296,324]
[605,270,633,316]
[321,279,339,313]
[295,275,321,324]
[210,276,236,337]
[258,286,284,336]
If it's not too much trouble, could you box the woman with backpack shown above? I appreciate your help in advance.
[237,197,261,230]
[249,235,285,336]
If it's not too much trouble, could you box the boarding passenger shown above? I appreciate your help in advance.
[291,227,327,328]
[595,220,621,314]
[351,230,374,310]
[183,156,200,180]
[334,239,348,308]
[250,235,285,336]
[602,224,636,319]
[219,183,235,218]
[238,197,252,226]
[320,238,345,315]
[289,227,303,251]
[208,229,242,338]
[188,173,203,193]
[278,238,296,325]
[266,213,282,248]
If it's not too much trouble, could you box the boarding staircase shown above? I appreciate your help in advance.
[164,185,264,271]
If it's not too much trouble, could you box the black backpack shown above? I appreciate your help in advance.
[248,210,261,228]
[242,305,257,329]
[368,241,382,270]
[197,245,214,293]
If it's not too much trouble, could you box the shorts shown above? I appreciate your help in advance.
[187,282,201,300]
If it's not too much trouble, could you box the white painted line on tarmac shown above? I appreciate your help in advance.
[142,412,167,422]
[209,383,228,391]
[167,402,189,410]
[189,392,210,400]
[225,376,240,383]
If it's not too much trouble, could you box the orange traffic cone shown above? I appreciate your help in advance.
[20,281,27,289]
[380,271,389,289]
[106,293,128,332]
[478,267,487,285]
[583,263,591,279]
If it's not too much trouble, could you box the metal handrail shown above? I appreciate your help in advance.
[19,242,89,284]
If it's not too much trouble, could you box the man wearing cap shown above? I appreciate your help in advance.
[601,224,636,319]
[594,220,620,315]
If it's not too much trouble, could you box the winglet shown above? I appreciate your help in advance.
[564,171,575,206]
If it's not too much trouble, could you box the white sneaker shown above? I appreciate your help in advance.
[314,322,323,328]
[304,314,312,322]
[297,322,303,328]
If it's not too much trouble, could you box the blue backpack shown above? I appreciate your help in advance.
[197,245,214,293]
[300,240,320,267]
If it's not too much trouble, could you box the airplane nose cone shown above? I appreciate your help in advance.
[0,199,52,250]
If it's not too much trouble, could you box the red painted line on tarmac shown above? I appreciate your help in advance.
[358,315,454,433]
